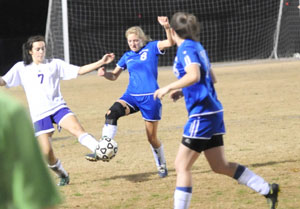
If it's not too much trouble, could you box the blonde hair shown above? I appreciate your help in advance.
[125,26,151,45]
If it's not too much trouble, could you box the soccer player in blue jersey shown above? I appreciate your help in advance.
[86,16,174,178]
[0,35,115,186]
[154,12,279,209]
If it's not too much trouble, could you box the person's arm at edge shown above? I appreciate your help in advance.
[78,53,115,75]
[157,16,175,51]
[0,76,6,86]
[97,65,123,81]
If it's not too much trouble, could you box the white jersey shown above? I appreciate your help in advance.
[3,59,80,122]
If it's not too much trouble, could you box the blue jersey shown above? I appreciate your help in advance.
[173,39,223,117]
[117,41,164,95]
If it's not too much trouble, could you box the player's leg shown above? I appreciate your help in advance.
[101,99,131,139]
[37,132,57,164]
[56,108,99,153]
[145,120,167,177]
[173,113,224,208]
[174,144,199,209]
[86,99,135,161]
[204,136,279,208]
[34,117,69,186]
[140,95,167,177]
[203,136,239,177]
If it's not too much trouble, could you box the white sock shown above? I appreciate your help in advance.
[78,133,99,152]
[174,188,192,209]
[237,167,270,195]
[48,159,68,178]
[151,144,166,168]
[102,124,117,139]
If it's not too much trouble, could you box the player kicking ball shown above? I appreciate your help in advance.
[0,35,115,186]
[85,16,174,178]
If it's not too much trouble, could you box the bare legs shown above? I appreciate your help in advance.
[38,114,99,185]
[174,144,272,209]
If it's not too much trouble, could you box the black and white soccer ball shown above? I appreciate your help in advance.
[96,136,118,161]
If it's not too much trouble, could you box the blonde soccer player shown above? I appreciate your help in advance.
[85,17,174,178]
[0,35,115,186]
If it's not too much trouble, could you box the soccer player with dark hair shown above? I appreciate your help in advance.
[154,12,280,209]
[0,35,115,186]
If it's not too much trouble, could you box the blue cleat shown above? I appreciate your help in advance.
[158,164,168,178]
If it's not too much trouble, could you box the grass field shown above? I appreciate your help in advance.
[3,60,300,209]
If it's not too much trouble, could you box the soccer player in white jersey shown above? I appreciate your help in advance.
[154,12,280,209]
[85,16,174,178]
[0,35,115,186]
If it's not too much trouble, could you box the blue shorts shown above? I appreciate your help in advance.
[33,107,74,136]
[120,93,162,121]
[183,112,225,139]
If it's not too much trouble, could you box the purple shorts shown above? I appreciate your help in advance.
[33,107,74,136]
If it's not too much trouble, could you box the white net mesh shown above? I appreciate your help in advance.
[45,0,300,66]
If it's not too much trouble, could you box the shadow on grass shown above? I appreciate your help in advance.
[193,159,299,175]
[102,159,298,183]
[103,168,176,183]
[52,136,72,141]
[249,159,298,168]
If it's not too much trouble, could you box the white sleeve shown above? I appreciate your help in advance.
[2,62,22,87]
[55,59,80,80]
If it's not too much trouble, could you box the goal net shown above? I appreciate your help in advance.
[45,0,300,66]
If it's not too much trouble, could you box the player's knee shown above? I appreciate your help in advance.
[211,166,222,174]
[105,102,126,125]
[210,164,228,175]
[148,137,160,148]
[174,160,189,174]
[66,123,84,137]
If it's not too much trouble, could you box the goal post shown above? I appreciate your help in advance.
[45,0,300,66]
[45,0,70,63]
[61,0,70,63]
[271,0,284,59]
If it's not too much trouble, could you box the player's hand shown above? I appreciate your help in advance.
[101,53,115,65]
[169,89,183,102]
[154,86,170,100]
[157,16,170,29]
[98,67,106,76]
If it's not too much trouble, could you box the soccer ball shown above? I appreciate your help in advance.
[96,136,118,161]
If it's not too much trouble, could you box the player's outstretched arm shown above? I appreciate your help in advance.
[157,16,175,51]
[78,53,115,75]
[97,66,123,81]
[0,77,6,86]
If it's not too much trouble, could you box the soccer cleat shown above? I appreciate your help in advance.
[85,144,102,162]
[265,183,280,209]
[57,175,70,186]
[85,152,100,161]
[85,145,110,162]
[158,164,168,178]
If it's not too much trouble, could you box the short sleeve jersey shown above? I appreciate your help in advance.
[117,41,164,95]
[0,92,61,209]
[173,39,223,117]
[2,59,80,122]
